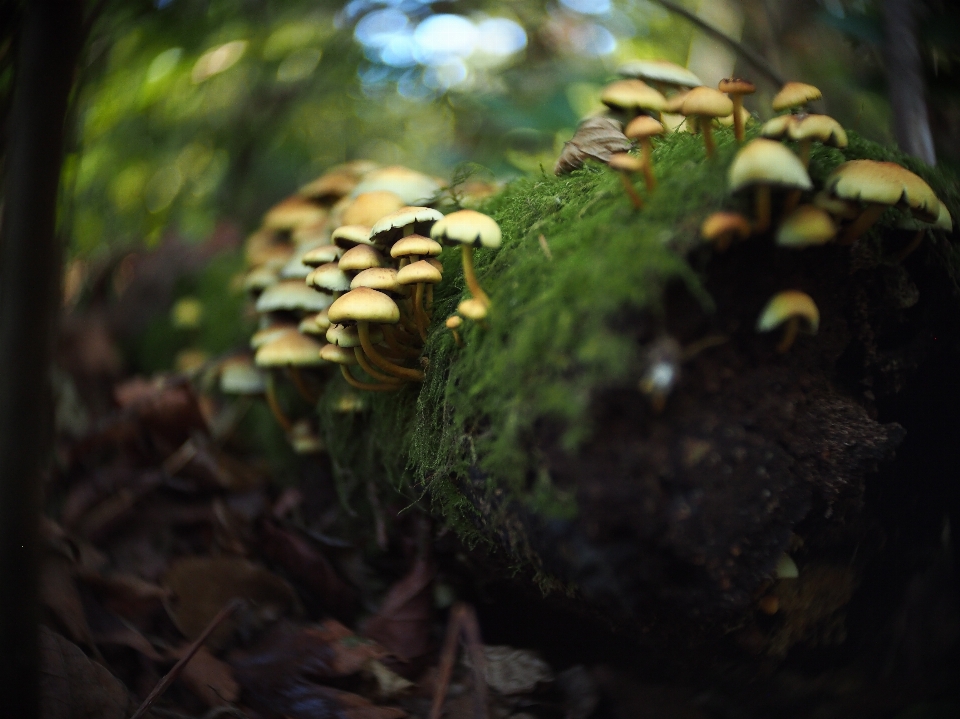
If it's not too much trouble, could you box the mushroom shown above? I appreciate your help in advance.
[772,82,822,113]
[624,115,665,191]
[255,279,332,315]
[616,59,703,95]
[430,210,502,307]
[350,165,442,205]
[390,234,443,271]
[680,87,733,158]
[756,290,819,353]
[338,244,386,277]
[728,139,812,233]
[243,264,280,296]
[341,191,406,227]
[250,321,297,350]
[288,419,325,455]
[825,160,941,245]
[306,262,352,298]
[326,322,402,386]
[775,205,837,248]
[218,354,267,396]
[458,298,488,323]
[789,114,847,167]
[331,224,375,251]
[600,79,666,123]
[700,212,752,251]
[717,78,756,142]
[397,259,443,341]
[255,330,329,426]
[320,343,399,393]
[301,243,342,268]
[607,152,645,210]
[894,200,953,262]
[328,287,424,382]
[263,195,327,233]
[370,206,444,251]
[446,315,464,347]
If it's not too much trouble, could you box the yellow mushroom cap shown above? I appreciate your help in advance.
[291,217,330,245]
[298,314,326,336]
[775,553,799,579]
[427,258,443,272]
[255,280,333,314]
[319,343,357,365]
[255,331,326,367]
[624,115,665,140]
[328,287,401,325]
[935,202,953,231]
[280,241,328,280]
[351,165,442,205]
[301,244,342,268]
[298,172,358,202]
[289,420,325,455]
[431,209,502,249]
[813,190,861,220]
[756,291,819,334]
[243,265,280,293]
[717,106,753,128]
[445,315,462,329]
[369,206,444,246]
[728,139,812,193]
[600,79,666,113]
[663,90,690,114]
[350,267,403,295]
[457,298,488,320]
[681,87,734,118]
[776,205,837,248]
[326,323,361,348]
[825,160,941,221]
[760,114,797,140]
[617,59,703,88]
[701,212,751,243]
[250,323,297,350]
[397,259,443,286]
[331,224,374,249]
[219,355,266,395]
[718,78,756,95]
[772,82,822,112]
[390,234,443,258]
[789,114,848,148]
[338,244,386,274]
[608,152,644,172]
[263,196,326,231]
[306,263,352,293]
[245,233,293,269]
[342,191,406,227]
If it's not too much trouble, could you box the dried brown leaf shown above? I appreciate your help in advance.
[363,556,435,661]
[554,117,631,175]
[164,556,297,645]
[39,627,132,719]
[169,643,240,707]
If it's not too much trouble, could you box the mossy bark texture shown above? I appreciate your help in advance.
[316,128,960,657]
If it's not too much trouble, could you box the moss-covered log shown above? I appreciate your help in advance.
[315,127,960,657]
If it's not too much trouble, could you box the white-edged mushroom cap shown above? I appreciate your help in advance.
[255,280,334,314]
[617,59,703,88]
[306,263,352,294]
[331,224,374,249]
[728,139,812,193]
[255,331,326,367]
[370,206,444,246]
[219,355,266,395]
[430,210,502,249]
[351,166,443,205]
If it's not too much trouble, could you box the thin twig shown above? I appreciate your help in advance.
[429,603,487,719]
[130,598,243,719]
[648,0,785,88]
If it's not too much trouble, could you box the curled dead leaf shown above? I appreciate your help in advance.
[554,117,631,175]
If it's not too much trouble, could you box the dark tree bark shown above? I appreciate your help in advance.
[883,0,937,165]
[0,1,83,716]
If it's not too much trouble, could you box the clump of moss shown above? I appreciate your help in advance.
[315,125,959,555]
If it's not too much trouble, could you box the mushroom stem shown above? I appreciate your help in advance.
[618,172,644,210]
[776,317,799,354]
[359,322,425,381]
[840,202,886,245]
[895,229,925,263]
[798,139,812,168]
[461,245,491,306]
[701,120,716,158]
[339,364,401,392]
[414,283,428,342]
[451,329,463,347]
[753,185,772,233]
[639,138,656,192]
[783,189,802,215]
[264,372,293,433]
[382,324,422,358]
[731,96,746,142]
[353,347,406,384]
[288,367,317,404]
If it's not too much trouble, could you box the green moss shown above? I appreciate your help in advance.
[314,124,959,560]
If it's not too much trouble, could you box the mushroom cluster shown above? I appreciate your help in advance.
[224,160,503,450]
